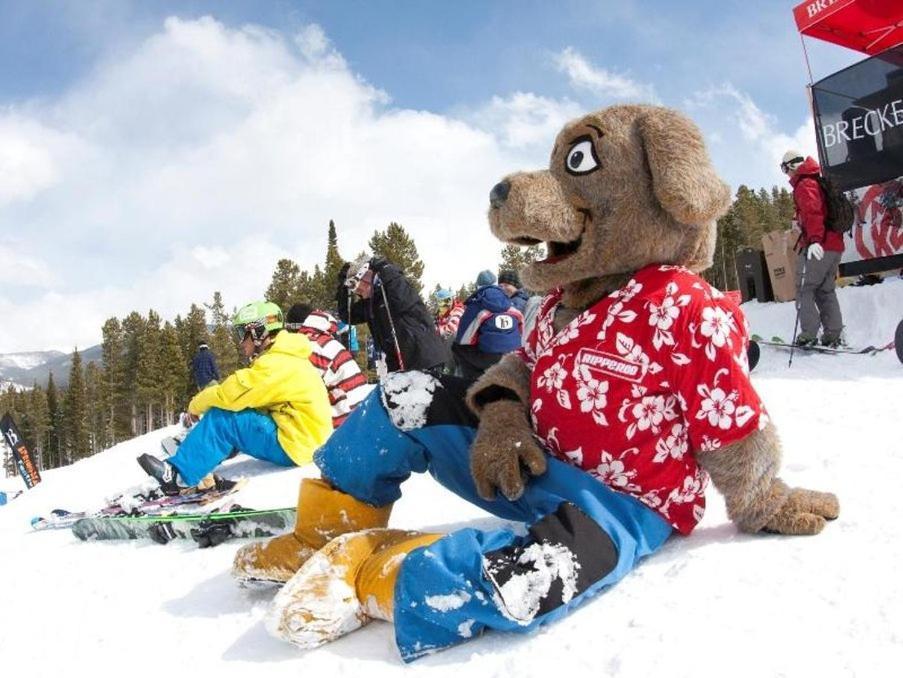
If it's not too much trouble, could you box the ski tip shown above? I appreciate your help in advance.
[895,319,903,365]
[747,340,760,372]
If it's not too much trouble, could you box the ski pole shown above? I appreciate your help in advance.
[788,254,808,368]
[378,276,406,371]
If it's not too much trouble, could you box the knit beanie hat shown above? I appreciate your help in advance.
[497,269,521,287]
[476,270,496,287]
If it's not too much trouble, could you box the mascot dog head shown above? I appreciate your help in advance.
[488,105,731,306]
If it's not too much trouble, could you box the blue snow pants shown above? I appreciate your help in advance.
[314,377,673,662]
[168,408,294,486]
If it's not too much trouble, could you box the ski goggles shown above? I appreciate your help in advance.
[345,267,375,295]
[780,156,804,174]
[232,322,267,343]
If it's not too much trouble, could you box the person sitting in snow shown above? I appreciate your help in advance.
[285,303,369,429]
[233,105,839,662]
[137,300,332,495]
[434,288,465,339]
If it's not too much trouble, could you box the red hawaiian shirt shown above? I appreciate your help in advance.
[517,265,767,534]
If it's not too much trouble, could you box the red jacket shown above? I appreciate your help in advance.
[789,157,844,253]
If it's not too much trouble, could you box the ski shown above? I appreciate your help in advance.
[32,478,247,533]
[896,319,903,364]
[750,334,896,357]
[71,506,295,546]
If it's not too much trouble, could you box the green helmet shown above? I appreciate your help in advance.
[232,300,284,343]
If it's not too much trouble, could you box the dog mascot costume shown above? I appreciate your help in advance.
[232,104,840,661]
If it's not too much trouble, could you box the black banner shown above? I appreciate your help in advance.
[812,45,903,191]
[1,412,42,489]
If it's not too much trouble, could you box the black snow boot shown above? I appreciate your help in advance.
[137,454,186,496]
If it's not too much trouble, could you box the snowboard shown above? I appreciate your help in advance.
[31,478,247,532]
[71,506,295,546]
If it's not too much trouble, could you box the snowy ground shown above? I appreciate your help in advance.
[1,280,901,678]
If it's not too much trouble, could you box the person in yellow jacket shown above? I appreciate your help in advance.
[137,300,332,494]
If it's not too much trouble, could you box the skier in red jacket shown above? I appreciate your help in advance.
[782,150,845,347]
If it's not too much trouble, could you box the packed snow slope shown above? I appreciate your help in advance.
[1,279,901,678]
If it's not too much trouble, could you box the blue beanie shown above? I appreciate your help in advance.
[476,270,496,287]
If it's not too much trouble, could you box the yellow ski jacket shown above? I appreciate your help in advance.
[188,331,333,465]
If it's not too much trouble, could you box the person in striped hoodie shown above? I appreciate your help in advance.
[286,304,369,429]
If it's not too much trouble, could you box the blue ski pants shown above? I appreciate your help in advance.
[314,379,672,661]
[168,408,294,486]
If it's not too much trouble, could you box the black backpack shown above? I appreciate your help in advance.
[815,175,855,233]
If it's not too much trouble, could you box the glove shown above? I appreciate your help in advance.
[470,399,547,501]
[179,411,199,428]
[762,487,839,536]
[807,243,824,261]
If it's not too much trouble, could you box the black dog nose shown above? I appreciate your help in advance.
[489,180,510,208]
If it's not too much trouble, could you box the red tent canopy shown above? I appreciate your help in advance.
[793,0,903,55]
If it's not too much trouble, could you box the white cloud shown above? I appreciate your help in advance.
[683,83,818,193]
[0,115,76,206]
[0,18,819,353]
[0,17,535,352]
[554,47,657,102]
[0,242,58,288]
[191,246,231,270]
[465,92,583,152]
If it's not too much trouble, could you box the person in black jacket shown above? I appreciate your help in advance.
[337,256,449,374]
[190,342,221,390]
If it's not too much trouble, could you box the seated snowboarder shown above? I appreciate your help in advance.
[284,303,369,429]
[137,300,332,494]
[234,105,839,661]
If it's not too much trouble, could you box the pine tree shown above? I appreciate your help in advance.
[27,384,50,470]
[64,349,88,463]
[159,322,188,423]
[266,259,302,311]
[47,372,66,468]
[121,312,147,435]
[369,222,425,296]
[135,310,162,433]
[84,362,104,455]
[207,291,240,379]
[499,243,546,290]
[324,219,345,296]
[100,317,130,445]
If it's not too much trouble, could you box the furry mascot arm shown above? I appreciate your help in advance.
[698,423,839,536]
[464,353,546,501]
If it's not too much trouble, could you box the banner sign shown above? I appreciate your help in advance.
[1,412,42,489]
[812,44,903,191]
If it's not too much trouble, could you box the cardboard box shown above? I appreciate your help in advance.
[761,229,800,302]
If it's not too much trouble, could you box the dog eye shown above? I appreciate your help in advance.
[565,137,599,175]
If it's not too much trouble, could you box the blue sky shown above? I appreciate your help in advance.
[0,1,858,115]
[0,1,869,352]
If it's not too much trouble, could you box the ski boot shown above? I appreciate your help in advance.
[137,453,189,496]
[232,478,393,587]
[266,528,441,649]
[794,334,818,348]
[820,333,843,349]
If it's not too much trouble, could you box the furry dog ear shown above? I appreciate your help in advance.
[637,108,731,226]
